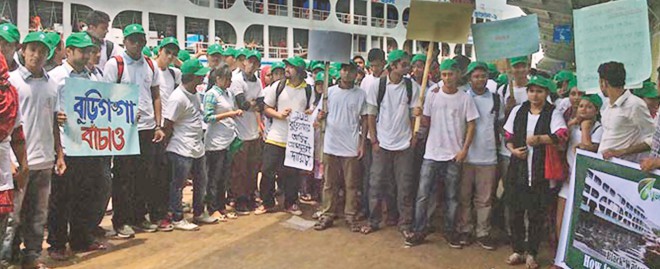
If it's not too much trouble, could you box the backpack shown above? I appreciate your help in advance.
[114,55,155,84]
[491,92,501,146]
[105,40,114,62]
[168,68,179,89]
[274,78,313,110]
[376,76,413,111]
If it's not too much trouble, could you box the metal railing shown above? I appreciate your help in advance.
[387,19,397,28]
[215,0,235,8]
[292,6,310,19]
[353,14,367,26]
[337,12,350,23]
[244,0,264,13]
[403,20,408,27]
[269,46,288,59]
[371,17,384,27]
[312,10,329,20]
[268,3,288,16]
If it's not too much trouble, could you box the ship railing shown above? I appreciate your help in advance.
[386,19,397,28]
[268,3,288,16]
[269,46,288,59]
[293,6,310,19]
[371,17,384,27]
[215,0,235,9]
[337,12,350,23]
[244,0,264,13]
[312,10,329,20]
[353,14,367,26]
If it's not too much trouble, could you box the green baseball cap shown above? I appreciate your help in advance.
[247,50,262,62]
[496,73,508,85]
[44,32,61,60]
[142,46,153,57]
[178,50,191,62]
[159,37,179,50]
[235,48,249,58]
[411,54,426,65]
[386,50,407,65]
[123,24,145,38]
[633,81,659,99]
[65,32,96,49]
[527,75,557,93]
[308,60,319,70]
[554,70,575,83]
[0,23,19,43]
[21,31,49,47]
[581,94,603,110]
[152,46,159,56]
[466,61,488,74]
[311,62,325,72]
[439,59,460,71]
[487,63,499,75]
[330,66,340,79]
[510,56,528,66]
[180,58,210,76]
[271,61,285,71]
[207,44,223,55]
[315,72,324,83]
[283,56,306,68]
[568,78,580,92]
[221,47,237,57]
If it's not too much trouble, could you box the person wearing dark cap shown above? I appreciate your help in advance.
[85,10,122,69]
[0,23,21,71]
[46,32,107,260]
[502,75,567,269]
[103,24,165,238]
[597,62,653,163]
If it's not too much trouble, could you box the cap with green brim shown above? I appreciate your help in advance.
[180,58,210,76]
[386,49,407,68]
[553,70,575,83]
[207,44,223,55]
[527,75,557,93]
[329,66,340,79]
[496,73,508,85]
[65,32,96,49]
[509,56,528,66]
[581,94,603,110]
[178,50,191,62]
[283,56,306,68]
[0,23,19,43]
[311,63,325,72]
[44,32,61,60]
[271,61,285,71]
[247,50,262,62]
[487,63,499,75]
[466,61,488,74]
[308,60,319,70]
[21,31,49,49]
[142,46,153,57]
[315,72,324,83]
[633,81,659,99]
[568,78,581,92]
[152,46,159,56]
[221,47,237,57]
[411,54,426,65]
[234,48,250,58]
[159,37,179,50]
[439,59,460,71]
[123,24,146,38]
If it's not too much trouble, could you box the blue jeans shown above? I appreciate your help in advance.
[16,169,51,263]
[413,160,460,234]
[205,150,229,214]
[168,153,207,221]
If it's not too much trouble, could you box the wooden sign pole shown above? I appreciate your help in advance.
[413,43,435,134]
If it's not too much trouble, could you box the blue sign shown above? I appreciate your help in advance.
[553,25,572,44]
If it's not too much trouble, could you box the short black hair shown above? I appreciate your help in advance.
[367,48,385,62]
[353,55,365,63]
[85,10,111,27]
[598,61,626,88]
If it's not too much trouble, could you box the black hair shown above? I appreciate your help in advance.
[352,55,365,63]
[598,62,626,88]
[181,73,196,84]
[367,48,385,62]
[85,10,111,27]
[206,64,233,90]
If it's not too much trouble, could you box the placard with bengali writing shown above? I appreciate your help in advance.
[284,111,314,171]
[61,78,140,156]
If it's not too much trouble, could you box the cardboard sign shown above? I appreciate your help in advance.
[471,14,540,62]
[308,30,352,63]
[284,111,315,171]
[405,1,473,43]
[574,0,651,94]
[61,78,140,156]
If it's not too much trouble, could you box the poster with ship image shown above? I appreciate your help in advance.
[556,150,660,269]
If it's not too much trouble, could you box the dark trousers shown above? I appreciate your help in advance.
[510,198,546,256]
[368,147,415,231]
[260,143,301,208]
[230,139,262,207]
[47,156,110,250]
[206,150,230,214]
[112,130,157,228]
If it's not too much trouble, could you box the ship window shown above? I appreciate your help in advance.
[0,0,17,24]
[590,188,599,199]
[402,8,409,28]
[598,204,605,212]
[185,17,209,52]
[386,5,398,28]
[112,11,142,31]
[71,4,93,32]
[603,183,610,193]
[313,0,330,21]
[584,184,592,193]
[336,0,350,23]
[244,24,263,53]
[150,13,177,39]
[29,0,63,31]
[215,20,236,47]
[189,0,211,7]
[371,2,384,28]
[386,37,397,52]
[292,0,309,19]
[245,0,264,13]
[594,176,602,186]
[293,28,308,58]
[353,34,367,55]
[268,0,288,16]
[215,0,236,9]
[268,26,287,58]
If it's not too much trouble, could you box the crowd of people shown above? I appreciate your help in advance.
[1,9,660,269]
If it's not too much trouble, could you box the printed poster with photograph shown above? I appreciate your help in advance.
[556,150,660,269]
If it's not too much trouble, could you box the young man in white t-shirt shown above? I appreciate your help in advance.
[229,50,263,214]
[257,56,312,215]
[410,59,478,247]
[313,61,367,231]
[457,62,501,250]
[47,32,109,260]
[362,50,421,241]
[103,24,165,238]
[8,32,65,269]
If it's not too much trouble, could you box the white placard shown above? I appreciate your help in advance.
[308,31,352,63]
[284,111,315,171]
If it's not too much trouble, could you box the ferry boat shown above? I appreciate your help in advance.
[2,0,495,61]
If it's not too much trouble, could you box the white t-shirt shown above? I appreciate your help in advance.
[324,85,367,157]
[157,67,182,117]
[486,79,498,94]
[97,39,122,70]
[366,76,420,151]
[504,104,567,185]
[0,110,19,191]
[264,80,312,145]
[560,122,603,199]
[103,52,160,131]
[229,72,262,141]
[423,86,479,162]
[164,86,205,158]
[360,73,379,140]
[204,86,237,151]
[9,67,58,170]
[260,84,275,138]
[466,88,502,165]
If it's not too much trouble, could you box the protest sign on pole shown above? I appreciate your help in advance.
[406,1,474,133]
[574,0,651,94]
[471,14,540,62]
[555,150,660,269]
[284,111,315,171]
[61,78,140,156]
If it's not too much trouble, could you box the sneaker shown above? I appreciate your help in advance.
[236,207,251,216]
[286,204,303,216]
[133,220,157,233]
[48,249,69,261]
[193,212,220,225]
[447,233,463,249]
[173,219,200,231]
[459,233,471,246]
[477,236,497,250]
[115,225,135,238]
[157,219,174,232]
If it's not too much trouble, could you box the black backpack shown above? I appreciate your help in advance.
[168,68,179,89]
[275,78,313,110]
[376,76,413,111]
[105,40,114,62]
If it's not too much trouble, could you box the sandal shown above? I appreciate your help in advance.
[360,224,379,235]
[526,255,539,269]
[347,221,361,233]
[506,253,526,265]
[223,211,238,219]
[314,217,333,231]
